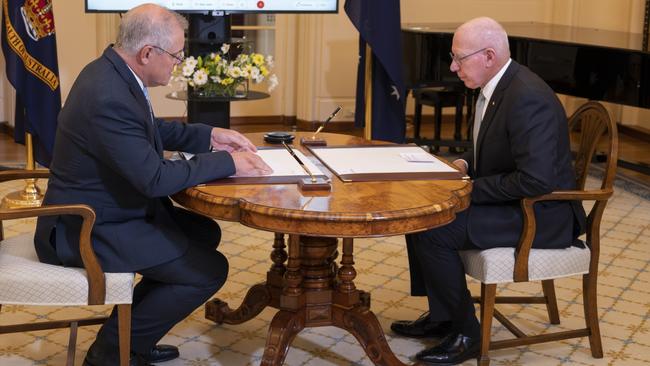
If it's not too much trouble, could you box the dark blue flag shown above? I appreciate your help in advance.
[345,0,406,143]
[2,0,61,167]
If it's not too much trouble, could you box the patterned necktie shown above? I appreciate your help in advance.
[472,91,486,170]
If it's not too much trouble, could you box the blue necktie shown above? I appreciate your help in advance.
[142,87,154,124]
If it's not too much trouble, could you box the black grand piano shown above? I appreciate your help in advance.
[403,22,649,107]
[402,21,650,172]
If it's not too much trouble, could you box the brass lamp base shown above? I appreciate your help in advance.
[1,181,43,209]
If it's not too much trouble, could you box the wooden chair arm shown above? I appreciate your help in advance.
[0,169,50,182]
[0,204,107,305]
[522,189,613,204]
[512,188,612,282]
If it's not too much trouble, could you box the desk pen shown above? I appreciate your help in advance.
[312,106,342,139]
[281,141,317,182]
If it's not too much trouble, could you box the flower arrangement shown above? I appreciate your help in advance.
[173,43,278,98]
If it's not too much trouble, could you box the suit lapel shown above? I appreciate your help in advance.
[103,47,161,153]
[475,61,520,165]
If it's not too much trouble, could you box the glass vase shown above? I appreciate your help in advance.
[233,79,248,98]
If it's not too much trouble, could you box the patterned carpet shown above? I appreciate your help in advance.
[0,175,648,366]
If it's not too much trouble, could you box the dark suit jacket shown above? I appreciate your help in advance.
[34,46,236,272]
[461,60,586,249]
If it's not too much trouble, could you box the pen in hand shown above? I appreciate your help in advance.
[282,141,317,182]
[312,106,342,139]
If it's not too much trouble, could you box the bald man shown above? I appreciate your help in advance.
[34,4,270,366]
[391,17,585,365]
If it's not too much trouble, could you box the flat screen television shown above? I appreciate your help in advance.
[85,0,339,14]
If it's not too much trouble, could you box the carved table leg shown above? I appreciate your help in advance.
[205,283,271,324]
[332,238,413,366]
[270,233,288,278]
[260,309,306,366]
[206,233,289,324]
[333,305,410,366]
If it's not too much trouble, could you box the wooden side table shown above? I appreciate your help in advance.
[166,90,269,128]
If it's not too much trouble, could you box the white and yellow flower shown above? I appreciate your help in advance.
[172,42,278,95]
[191,68,208,86]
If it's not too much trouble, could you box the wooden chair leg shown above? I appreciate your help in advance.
[465,92,474,140]
[451,94,464,153]
[414,99,423,139]
[432,102,442,153]
[117,304,132,366]
[583,273,603,358]
[478,283,496,366]
[66,321,78,366]
[542,280,560,324]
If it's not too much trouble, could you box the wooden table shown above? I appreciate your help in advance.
[172,132,472,366]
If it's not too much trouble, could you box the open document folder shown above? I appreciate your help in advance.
[306,145,466,181]
[179,148,328,185]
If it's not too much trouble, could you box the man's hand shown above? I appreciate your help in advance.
[452,159,469,175]
[231,151,273,176]
[210,128,257,153]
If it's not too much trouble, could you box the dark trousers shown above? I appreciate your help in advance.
[405,210,481,338]
[97,208,227,354]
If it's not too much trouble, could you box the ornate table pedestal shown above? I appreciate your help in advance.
[206,234,401,365]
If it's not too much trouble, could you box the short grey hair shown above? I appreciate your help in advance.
[115,4,188,55]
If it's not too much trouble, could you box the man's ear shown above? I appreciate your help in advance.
[484,48,496,68]
[138,46,151,65]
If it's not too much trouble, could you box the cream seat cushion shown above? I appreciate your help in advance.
[460,246,591,284]
[0,233,134,306]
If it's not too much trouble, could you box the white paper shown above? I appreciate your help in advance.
[232,149,326,178]
[312,146,457,174]
[174,149,325,178]
[400,152,437,163]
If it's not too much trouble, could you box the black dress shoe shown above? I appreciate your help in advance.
[141,344,180,363]
[391,312,452,338]
[415,332,480,365]
[83,339,152,366]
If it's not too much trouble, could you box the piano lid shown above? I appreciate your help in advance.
[403,22,647,53]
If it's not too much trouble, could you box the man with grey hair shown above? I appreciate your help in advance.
[391,17,585,365]
[34,4,271,366]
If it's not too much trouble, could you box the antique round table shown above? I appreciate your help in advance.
[172,132,472,366]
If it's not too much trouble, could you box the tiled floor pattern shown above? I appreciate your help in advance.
[0,176,648,366]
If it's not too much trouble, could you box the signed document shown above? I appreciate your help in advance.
[306,145,465,181]
[205,147,328,185]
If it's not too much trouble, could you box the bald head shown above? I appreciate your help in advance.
[455,17,510,64]
[450,17,511,89]
[115,3,188,55]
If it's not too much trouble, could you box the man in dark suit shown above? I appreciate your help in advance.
[33,4,271,366]
[391,17,586,365]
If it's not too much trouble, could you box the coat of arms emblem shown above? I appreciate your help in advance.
[20,0,55,41]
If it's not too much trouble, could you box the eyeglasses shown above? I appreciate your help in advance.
[449,47,488,66]
[149,45,185,63]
